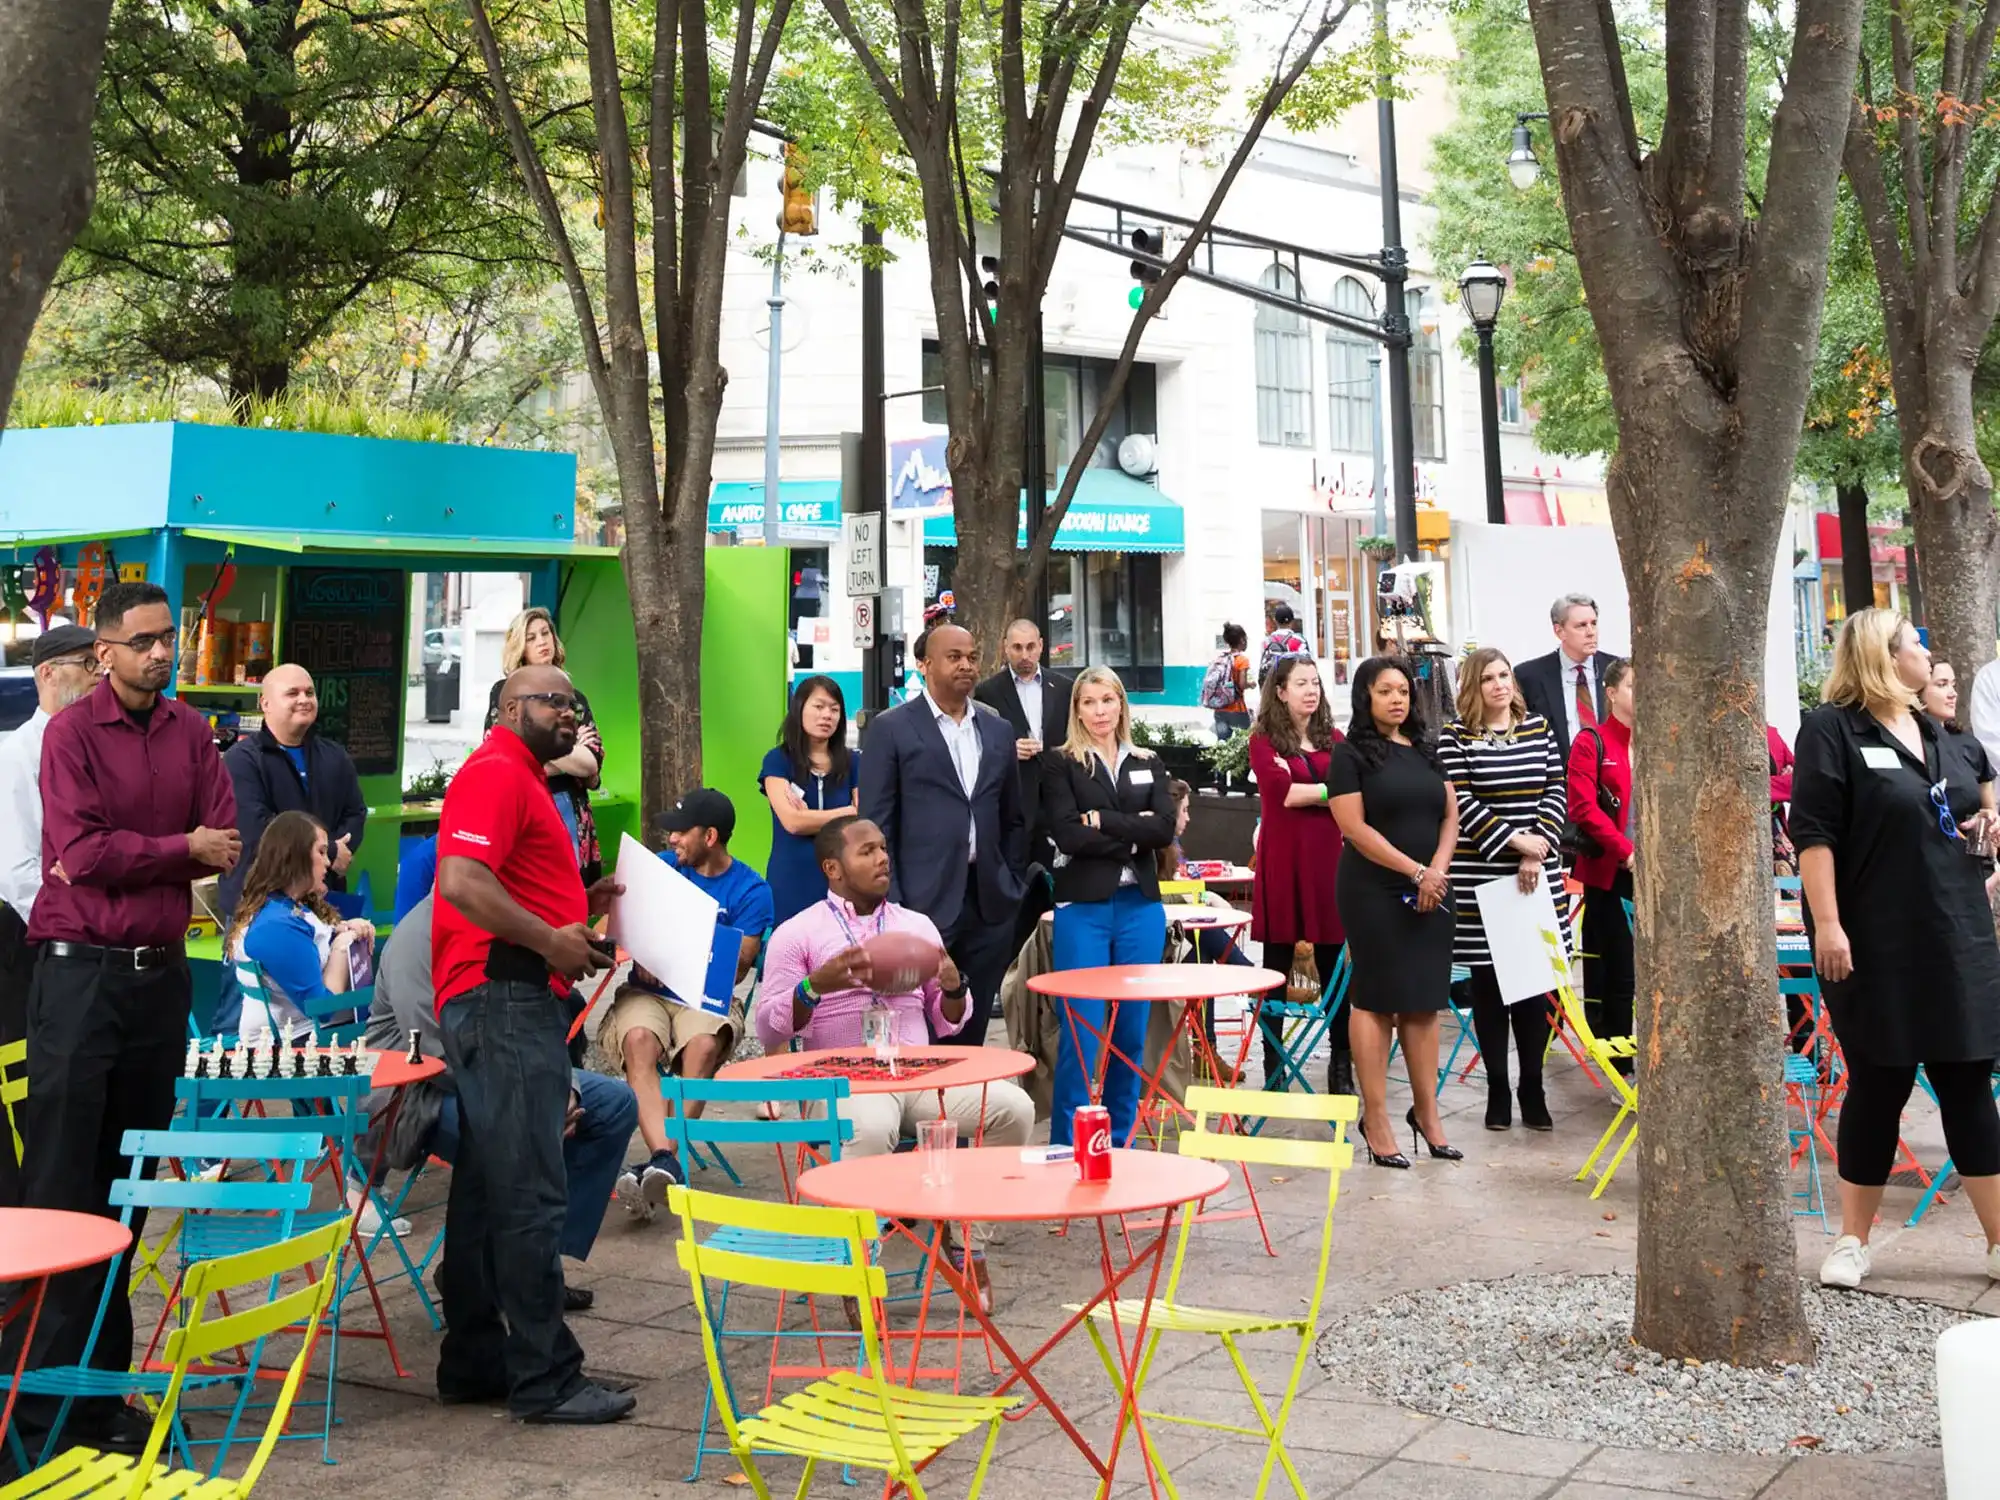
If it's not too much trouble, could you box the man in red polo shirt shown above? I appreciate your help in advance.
[431,663,629,1424]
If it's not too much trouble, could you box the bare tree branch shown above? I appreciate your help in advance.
[1889,2,1935,287]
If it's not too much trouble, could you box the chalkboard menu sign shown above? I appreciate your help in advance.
[283,566,406,776]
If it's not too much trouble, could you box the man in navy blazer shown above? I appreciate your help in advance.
[860,623,1026,1047]
[1513,592,1622,766]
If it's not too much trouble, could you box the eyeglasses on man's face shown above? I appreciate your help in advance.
[98,630,177,656]
[517,691,579,715]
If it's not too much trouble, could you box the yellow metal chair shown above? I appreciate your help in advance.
[1545,931,1639,1198]
[1,1038,23,1166]
[1,1216,353,1500]
[1158,878,1207,901]
[1067,1084,1358,1500]
[669,1186,1018,1499]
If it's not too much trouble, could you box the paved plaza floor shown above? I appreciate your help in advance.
[214,1039,1991,1499]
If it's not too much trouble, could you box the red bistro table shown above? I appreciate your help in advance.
[0,1209,132,1446]
[799,1147,1228,1500]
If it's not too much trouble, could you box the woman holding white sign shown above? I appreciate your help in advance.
[1437,648,1567,1133]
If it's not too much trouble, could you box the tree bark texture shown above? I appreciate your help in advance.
[1527,0,1862,1364]
[1842,7,2000,679]
[0,0,115,430]
[1835,479,1874,616]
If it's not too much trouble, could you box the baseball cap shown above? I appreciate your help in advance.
[655,787,736,841]
[30,624,96,668]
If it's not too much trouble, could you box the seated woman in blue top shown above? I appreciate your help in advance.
[224,810,377,1045]
[760,675,862,926]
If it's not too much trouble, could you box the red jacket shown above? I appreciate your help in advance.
[1567,714,1633,889]
[1767,724,1794,805]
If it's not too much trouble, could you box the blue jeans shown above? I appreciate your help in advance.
[432,1068,635,1263]
[1050,888,1168,1146]
[436,980,585,1414]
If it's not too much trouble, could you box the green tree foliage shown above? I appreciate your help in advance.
[74,0,535,403]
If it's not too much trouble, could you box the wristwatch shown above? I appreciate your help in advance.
[942,980,970,999]
[1409,865,1426,885]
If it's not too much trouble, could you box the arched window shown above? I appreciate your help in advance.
[1325,277,1377,453]
[1254,263,1313,447]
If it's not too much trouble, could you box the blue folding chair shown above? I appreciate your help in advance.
[1905,1063,2000,1226]
[1,1127,326,1476]
[1254,946,1351,1101]
[660,1075,858,1482]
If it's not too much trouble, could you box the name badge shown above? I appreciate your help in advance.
[1860,747,1901,770]
[1129,768,1154,785]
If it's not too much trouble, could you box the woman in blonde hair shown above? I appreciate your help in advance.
[1437,647,1567,1131]
[1040,667,1176,1146]
[1793,608,2000,1290]
[485,606,606,882]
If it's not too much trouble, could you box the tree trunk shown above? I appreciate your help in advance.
[1619,435,1813,1368]
[1904,365,1998,673]
[953,464,1027,664]
[0,0,116,429]
[1835,479,1873,617]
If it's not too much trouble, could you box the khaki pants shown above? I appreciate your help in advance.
[829,1082,1036,1159]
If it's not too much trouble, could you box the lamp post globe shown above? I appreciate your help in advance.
[1458,258,1507,328]
[1506,122,1540,190]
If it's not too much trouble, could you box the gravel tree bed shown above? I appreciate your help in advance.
[1316,1272,1974,1454]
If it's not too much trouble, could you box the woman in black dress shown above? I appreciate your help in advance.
[1330,656,1461,1168]
[1793,608,2000,1290]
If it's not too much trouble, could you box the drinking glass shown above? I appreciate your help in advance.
[918,1116,957,1188]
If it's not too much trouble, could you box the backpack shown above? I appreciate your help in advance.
[1258,630,1308,683]
[1199,650,1239,709]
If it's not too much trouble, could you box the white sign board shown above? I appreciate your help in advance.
[852,596,876,648]
[845,513,882,595]
[608,834,720,1014]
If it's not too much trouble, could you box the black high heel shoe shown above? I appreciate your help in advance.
[1406,1106,1464,1161]
[1360,1120,1409,1169]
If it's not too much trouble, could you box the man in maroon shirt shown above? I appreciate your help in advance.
[6,581,239,1456]
[431,663,629,1424]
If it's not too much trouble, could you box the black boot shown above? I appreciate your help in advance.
[1485,1083,1512,1130]
[1329,1048,1355,1098]
[1518,1078,1553,1131]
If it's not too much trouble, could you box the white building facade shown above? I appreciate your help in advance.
[707,91,1605,709]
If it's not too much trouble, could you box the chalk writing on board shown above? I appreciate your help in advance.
[284,567,406,777]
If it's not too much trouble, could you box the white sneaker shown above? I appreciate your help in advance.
[615,1168,654,1223]
[1819,1235,1871,1289]
[1986,1243,2000,1281]
[349,1190,411,1239]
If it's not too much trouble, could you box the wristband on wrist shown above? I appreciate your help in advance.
[942,981,970,1000]
[1319,783,1331,803]
[795,977,819,1011]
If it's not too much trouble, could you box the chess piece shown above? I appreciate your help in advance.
[315,1046,333,1078]
[185,1040,201,1078]
[406,1027,423,1066]
[288,1039,306,1078]
[349,1038,366,1076]
[217,1045,234,1079]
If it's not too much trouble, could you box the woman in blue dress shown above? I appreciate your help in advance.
[760,675,862,925]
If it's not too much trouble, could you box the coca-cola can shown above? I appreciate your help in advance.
[1074,1105,1112,1181]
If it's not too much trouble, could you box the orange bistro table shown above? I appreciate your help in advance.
[0,1209,133,1445]
[799,1147,1229,1500]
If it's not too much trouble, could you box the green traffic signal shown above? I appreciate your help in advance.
[1129,285,1144,310]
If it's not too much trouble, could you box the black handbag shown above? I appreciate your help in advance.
[1559,728,1622,859]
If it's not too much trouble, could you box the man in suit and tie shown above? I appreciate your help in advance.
[1514,592,1622,764]
[973,618,1072,871]
[861,623,1027,1048]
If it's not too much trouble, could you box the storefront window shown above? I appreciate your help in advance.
[922,546,1159,690]
[1326,277,1377,454]
[1304,516,1360,686]
[1046,553,1080,667]
[1408,288,1446,462]
[1261,509,1307,648]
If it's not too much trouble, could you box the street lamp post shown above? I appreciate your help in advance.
[1458,257,1509,527]
[1507,112,1548,190]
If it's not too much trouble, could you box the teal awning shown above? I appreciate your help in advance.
[178,527,617,559]
[922,470,1183,553]
[708,480,843,540]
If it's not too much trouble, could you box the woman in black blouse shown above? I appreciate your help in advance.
[1330,656,1460,1169]
[1792,608,2000,1291]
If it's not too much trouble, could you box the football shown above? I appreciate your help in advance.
[862,930,943,993]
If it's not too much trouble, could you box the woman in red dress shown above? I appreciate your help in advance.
[1250,656,1348,1091]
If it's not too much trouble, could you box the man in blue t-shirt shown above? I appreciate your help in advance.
[601,788,773,1221]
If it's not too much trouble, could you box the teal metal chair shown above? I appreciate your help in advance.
[1,1127,325,1475]
[661,1074,862,1483]
[1253,946,1351,1101]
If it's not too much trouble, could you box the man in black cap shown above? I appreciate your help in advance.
[0,625,98,1207]
[600,788,772,1221]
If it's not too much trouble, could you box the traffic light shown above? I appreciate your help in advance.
[1128,225,1166,309]
[980,255,1001,321]
[777,146,816,236]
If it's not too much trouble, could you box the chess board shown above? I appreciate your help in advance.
[774,1052,956,1083]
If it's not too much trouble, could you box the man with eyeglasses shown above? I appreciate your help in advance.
[0,624,99,1209]
[7,582,239,1457]
[431,664,631,1425]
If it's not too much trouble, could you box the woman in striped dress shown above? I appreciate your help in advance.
[1437,647,1568,1132]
